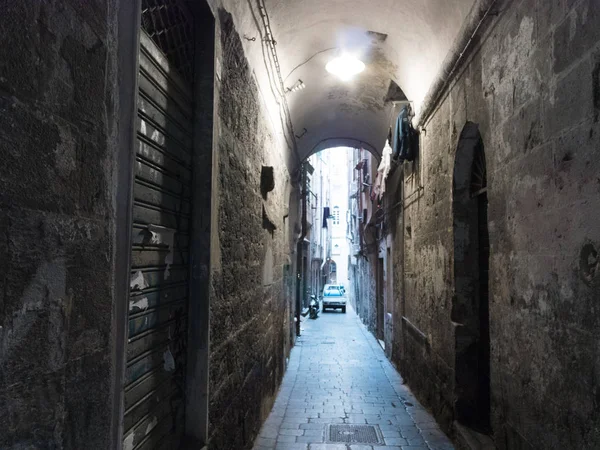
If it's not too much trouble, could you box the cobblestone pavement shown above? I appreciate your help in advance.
[252,305,455,450]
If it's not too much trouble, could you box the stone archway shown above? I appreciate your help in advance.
[452,121,491,433]
[322,258,338,285]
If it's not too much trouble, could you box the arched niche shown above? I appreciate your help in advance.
[452,121,490,434]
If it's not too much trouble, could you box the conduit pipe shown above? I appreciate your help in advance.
[295,166,308,336]
[416,0,505,128]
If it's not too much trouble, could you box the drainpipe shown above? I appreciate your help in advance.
[416,0,501,128]
[295,163,308,337]
[400,170,407,362]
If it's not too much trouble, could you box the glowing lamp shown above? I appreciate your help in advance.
[326,55,365,81]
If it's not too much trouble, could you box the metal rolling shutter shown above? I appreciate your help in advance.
[124,2,194,449]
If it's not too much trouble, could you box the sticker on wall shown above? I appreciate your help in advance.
[147,224,176,278]
[130,270,148,291]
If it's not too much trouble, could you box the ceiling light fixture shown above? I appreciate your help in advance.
[326,55,365,81]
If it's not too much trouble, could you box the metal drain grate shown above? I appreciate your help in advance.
[327,424,383,444]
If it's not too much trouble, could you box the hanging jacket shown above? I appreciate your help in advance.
[392,106,409,160]
[392,106,417,161]
[407,122,419,161]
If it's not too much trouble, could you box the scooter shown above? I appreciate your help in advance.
[309,294,320,319]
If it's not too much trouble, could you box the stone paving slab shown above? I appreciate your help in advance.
[253,306,454,450]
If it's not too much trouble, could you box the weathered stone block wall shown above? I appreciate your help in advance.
[0,1,118,448]
[394,0,600,447]
[383,167,404,362]
[400,148,456,430]
[207,10,295,449]
[356,256,377,332]
[355,151,380,331]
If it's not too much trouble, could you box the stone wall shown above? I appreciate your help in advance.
[383,166,404,363]
[356,256,377,332]
[0,1,119,448]
[391,0,600,447]
[0,2,297,449]
[207,10,296,449]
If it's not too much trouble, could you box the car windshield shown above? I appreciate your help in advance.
[324,287,342,297]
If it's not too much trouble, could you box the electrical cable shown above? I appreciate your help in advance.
[417,0,499,127]
[254,0,301,163]
[283,47,337,82]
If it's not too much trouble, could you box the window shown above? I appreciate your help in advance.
[332,206,340,225]
[324,288,342,297]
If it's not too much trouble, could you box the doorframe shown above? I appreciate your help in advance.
[111,1,141,449]
[376,257,385,340]
[385,244,393,356]
[185,1,216,445]
[112,1,216,447]
[452,121,491,432]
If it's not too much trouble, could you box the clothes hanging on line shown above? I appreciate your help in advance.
[372,139,393,201]
[371,171,382,202]
[379,139,392,187]
[322,206,330,228]
[392,105,418,162]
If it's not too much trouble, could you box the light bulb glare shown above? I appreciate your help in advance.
[326,55,365,81]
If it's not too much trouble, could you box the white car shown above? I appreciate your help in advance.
[322,284,347,313]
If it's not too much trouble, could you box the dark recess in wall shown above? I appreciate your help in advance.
[384,80,408,103]
[261,165,275,199]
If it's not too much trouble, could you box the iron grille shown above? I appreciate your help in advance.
[328,424,383,444]
[141,0,195,84]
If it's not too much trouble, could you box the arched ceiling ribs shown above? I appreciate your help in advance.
[262,0,477,165]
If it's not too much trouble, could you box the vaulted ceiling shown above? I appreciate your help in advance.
[213,0,477,162]
[265,0,477,161]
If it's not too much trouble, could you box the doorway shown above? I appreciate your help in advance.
[476,191,490,431]
[302,254,308,307]
[452,122,491,433]
[376,257,384,341]
[120,1,215,448]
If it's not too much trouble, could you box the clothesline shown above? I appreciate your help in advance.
[371,104,418,202]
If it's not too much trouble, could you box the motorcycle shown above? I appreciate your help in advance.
[309,294,320,319]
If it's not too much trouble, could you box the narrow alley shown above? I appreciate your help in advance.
[253,307,454,450]
[2,0,600,449]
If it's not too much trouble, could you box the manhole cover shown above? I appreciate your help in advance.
[327,424,383,444]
